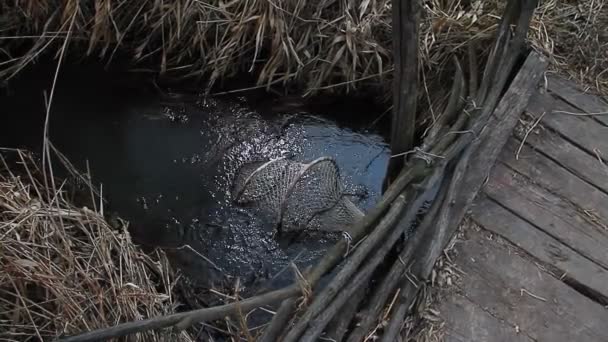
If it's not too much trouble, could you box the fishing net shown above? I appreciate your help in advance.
[231,157,364,233]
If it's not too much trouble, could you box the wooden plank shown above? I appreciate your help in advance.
[546,74,608,126]
[514,119,608,194]
[440,294,533,342]
[449,226,608,341]
[471,197,608,302]
[499,138,608,221]
[484,162,608,269]
[525,89,608,156]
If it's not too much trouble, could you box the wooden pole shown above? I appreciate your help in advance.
[383,0,419,191]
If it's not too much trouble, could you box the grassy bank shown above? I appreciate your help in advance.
[0,149,192,341]
[1,1,606,96]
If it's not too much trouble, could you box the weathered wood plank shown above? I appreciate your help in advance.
[514,120,608,194]
[440,294,534,342]
[484,162,608,269]
[448,226,608,341]
[546,74,608,126]
[525,89,608,156]
[499,138,608,221]
[471,197,608,303]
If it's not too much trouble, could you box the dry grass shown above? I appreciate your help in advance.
[528,0,608,94]
[1,1,605,96]
[0,148,192,341]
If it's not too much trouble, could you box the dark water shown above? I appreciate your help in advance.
[1,63,391,297]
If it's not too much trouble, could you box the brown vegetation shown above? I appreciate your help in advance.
[0,149,191,341]
[1,1,606,95]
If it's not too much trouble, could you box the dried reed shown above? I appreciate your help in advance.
[1,1,605,95]
[0,148,193,342]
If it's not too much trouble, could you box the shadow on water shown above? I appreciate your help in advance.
[1,61,391,302]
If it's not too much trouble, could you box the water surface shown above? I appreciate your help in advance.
[0,64,391,295]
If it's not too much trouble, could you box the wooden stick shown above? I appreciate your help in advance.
[476,0,520,104]
[380,117,474,342]
[430,0,538,162]
[421,57,466,151]
[380,298,410,342]
[468,41,478,99]
[297,168,447,342]
[478,0,539,115]
[281,195,410,342]
[324,286,366,342]
[258,298,296,342]
[345,180,448,342]
[59,285,298,342]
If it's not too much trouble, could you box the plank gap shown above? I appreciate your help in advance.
[548,90,608,128]
[545,75,608,127]
[483,189,608,273]
[441,226,608,341]
[499,138,608,222]
[515,135,608,198]
[471,196,608,306]
[513,112,608,196]
[525,90,608,161]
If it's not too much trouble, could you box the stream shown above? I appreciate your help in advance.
[0,63,391,298]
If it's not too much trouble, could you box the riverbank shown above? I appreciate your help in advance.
[2,1,606,97]
[0,149,193,341]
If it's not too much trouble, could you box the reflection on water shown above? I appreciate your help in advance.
[1,64,390,294]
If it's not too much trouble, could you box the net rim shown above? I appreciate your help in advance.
[276,157,341,227]
[232,157,288,202]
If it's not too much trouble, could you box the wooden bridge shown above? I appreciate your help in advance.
[435,76,608,341]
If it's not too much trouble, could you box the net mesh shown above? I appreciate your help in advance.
[232,157,364,233]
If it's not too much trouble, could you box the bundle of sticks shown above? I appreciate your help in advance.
[61,1,547,341]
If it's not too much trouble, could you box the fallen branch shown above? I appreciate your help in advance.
[59,286,297,342]
[421,57,466,152]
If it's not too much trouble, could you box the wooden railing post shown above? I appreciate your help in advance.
[383,0,420,191]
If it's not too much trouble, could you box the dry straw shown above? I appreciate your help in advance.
[1,1,605,95]
[0,149,192,342]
